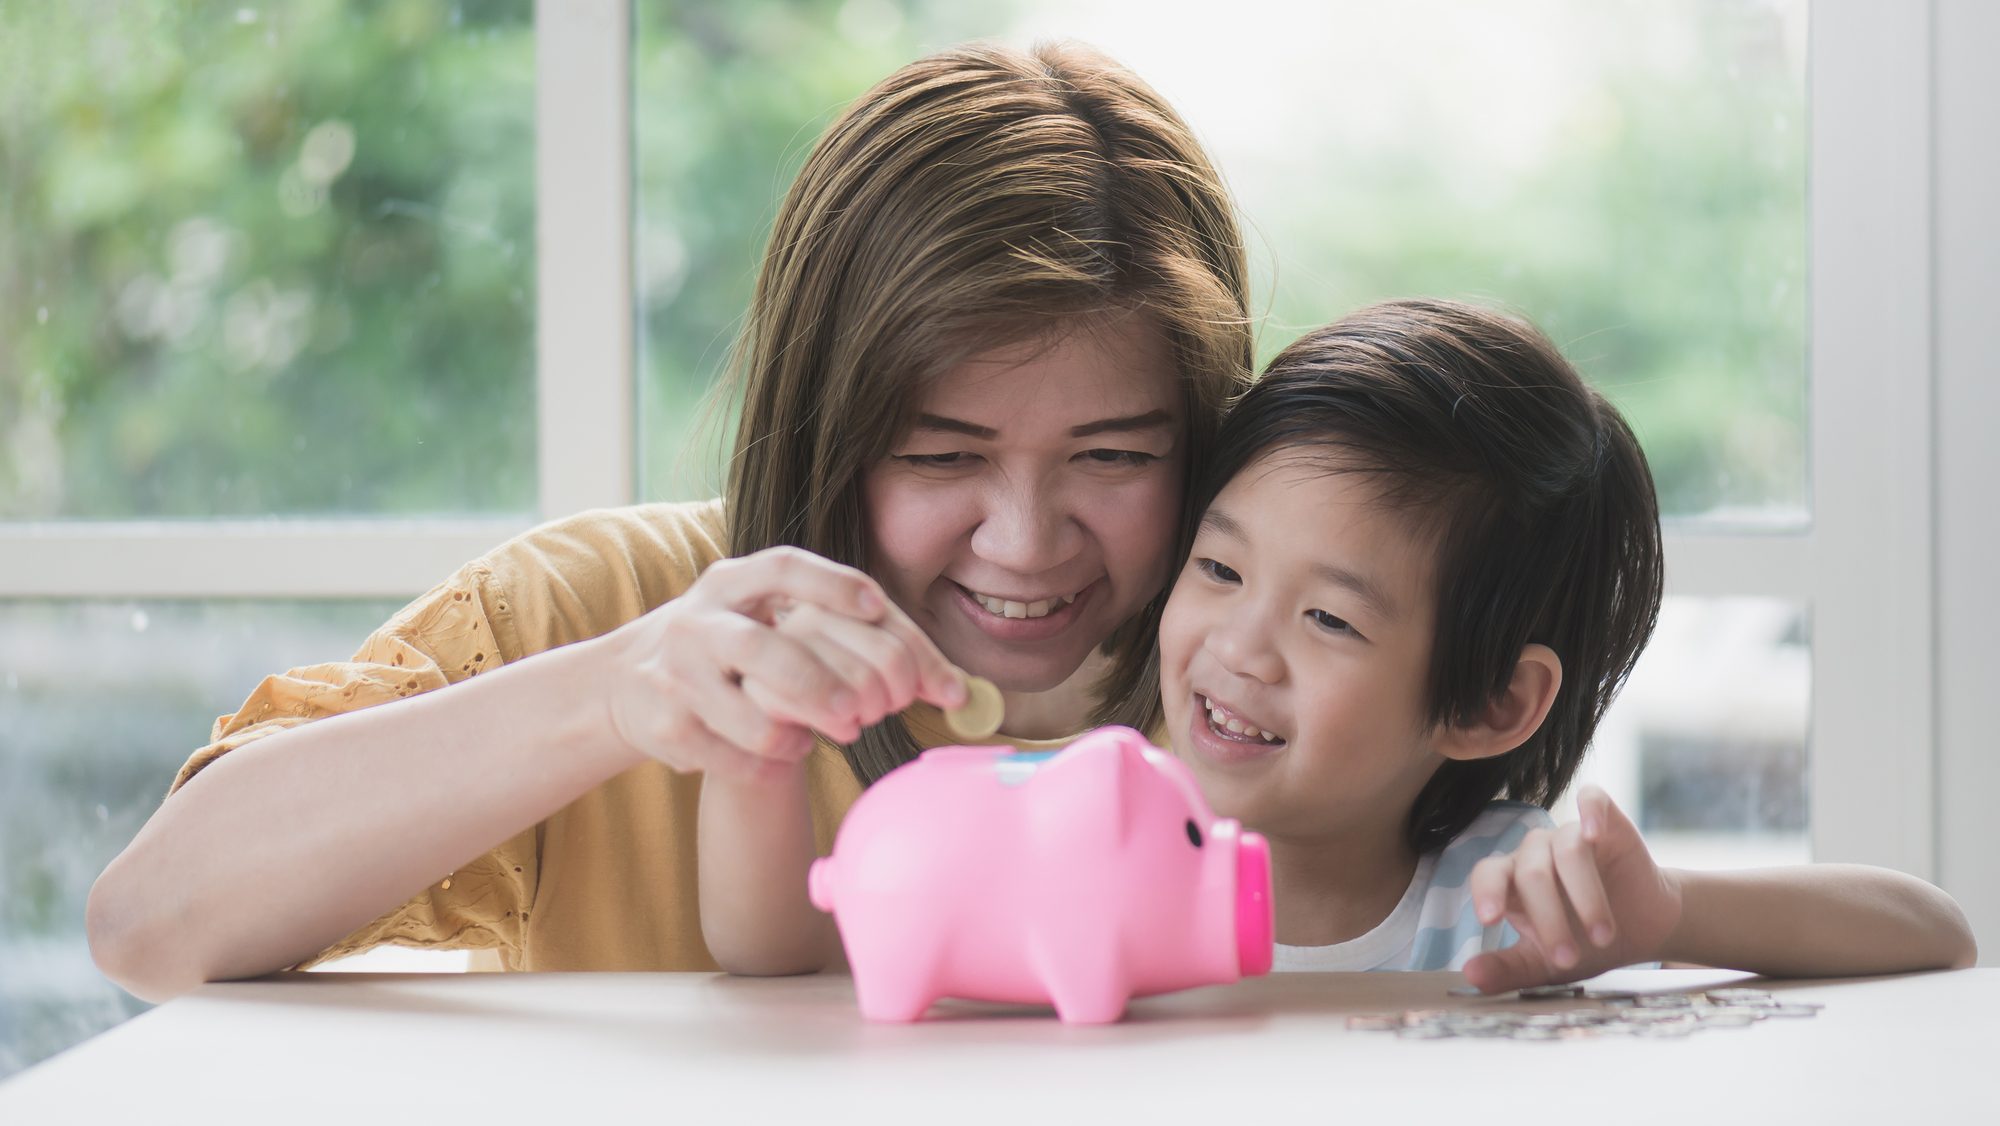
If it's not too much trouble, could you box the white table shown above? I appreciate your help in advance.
[2,968,1990,1123]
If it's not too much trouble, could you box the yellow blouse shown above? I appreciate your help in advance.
[168,499,1078,972]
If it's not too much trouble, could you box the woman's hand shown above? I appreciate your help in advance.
[1460,786,1685,994]
[597,546,965,780]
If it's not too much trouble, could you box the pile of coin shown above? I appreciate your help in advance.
[1346,986,1823,1041]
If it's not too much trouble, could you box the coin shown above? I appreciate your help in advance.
[945,674,1004,739]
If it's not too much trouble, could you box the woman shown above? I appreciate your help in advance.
[87,41,1253,998]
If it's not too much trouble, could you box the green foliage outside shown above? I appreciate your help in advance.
[1,0,537,519]
[1238,13,1806,519]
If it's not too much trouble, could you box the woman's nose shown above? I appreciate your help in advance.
[967,479,1082,575]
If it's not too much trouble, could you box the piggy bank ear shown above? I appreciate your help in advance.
[1030,727,1152,845]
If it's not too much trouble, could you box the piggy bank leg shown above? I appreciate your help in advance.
[1047,983,1131,1025]
[1035,941,1131,1025]
[849,954,939,1023]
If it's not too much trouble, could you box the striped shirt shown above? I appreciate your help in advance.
[1272,801,1555,972]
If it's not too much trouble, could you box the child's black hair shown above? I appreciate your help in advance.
[1194,299,1664,853]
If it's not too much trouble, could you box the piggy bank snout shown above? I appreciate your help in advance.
[808,857,835,913]
[1232,825,1274,977]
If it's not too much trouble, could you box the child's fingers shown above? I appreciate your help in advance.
[1462,942,1553,996]
[1468,854,1515,927]
[1509,831,1582,969]
[1580,784,1639,847]
[1550,822,1617,948]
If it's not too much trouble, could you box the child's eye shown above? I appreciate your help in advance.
[1080,449,1156,467]
[1196,558,1241,584]
[1307,608,1359,637]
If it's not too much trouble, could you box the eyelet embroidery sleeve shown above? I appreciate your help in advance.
[166,561,537,968]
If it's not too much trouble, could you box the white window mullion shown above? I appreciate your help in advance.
[535,0,635,519]
[0,523,530,599]
[1808,0,1936,877]
[1934,0,2000,961]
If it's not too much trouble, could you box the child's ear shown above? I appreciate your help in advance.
[1435,644,1563,763]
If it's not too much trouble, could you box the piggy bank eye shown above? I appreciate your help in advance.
[1184,819,1203,848]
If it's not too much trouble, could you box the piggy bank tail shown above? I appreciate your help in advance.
[807,858,836,913]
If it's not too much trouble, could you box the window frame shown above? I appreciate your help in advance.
[0,1,1984,942]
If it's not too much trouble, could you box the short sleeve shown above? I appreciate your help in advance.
[168,560,537,967]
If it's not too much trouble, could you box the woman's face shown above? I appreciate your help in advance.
[862,311,1184,693]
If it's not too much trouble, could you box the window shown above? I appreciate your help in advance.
[0,0,1969,1081]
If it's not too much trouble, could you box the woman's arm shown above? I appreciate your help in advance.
[87,634,644,1003]
[1661,864,1977,977]
[89,546,909,1001]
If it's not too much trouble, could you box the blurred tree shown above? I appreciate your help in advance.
[1,0,537,519]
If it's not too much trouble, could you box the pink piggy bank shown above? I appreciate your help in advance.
[807,725,1273,1023]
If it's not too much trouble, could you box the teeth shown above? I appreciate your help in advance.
[1204,696,1283,745]
[972,590,1075,619]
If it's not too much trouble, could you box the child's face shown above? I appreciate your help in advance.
[1159,451,1447,843]
[863,311,1184,693]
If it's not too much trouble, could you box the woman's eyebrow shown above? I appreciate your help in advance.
[913,413,998,439]
[1070,409,1174,438]
[912,408,1176,441]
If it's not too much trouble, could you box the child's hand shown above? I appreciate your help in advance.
[1460,786,1684,994]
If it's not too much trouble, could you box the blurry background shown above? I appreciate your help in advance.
[3,0,1989,1080]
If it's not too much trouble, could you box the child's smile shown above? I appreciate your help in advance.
[1189,689,1288,762]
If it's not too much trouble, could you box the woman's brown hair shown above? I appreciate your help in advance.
[724,41,1253,784]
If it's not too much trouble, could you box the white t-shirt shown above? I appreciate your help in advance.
[1272,801,1555,972]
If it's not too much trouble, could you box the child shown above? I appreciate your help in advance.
[1156,298,1975,989]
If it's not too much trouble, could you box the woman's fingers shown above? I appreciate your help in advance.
[704,614,858,724]
[694,668,816,764]
[860,600,967,709]
[777,601,967,718]
[698,546,963,710]
[699,547,887,624]
[741,675,858,746]
[772,604,906,726]
[662,708,800,780]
